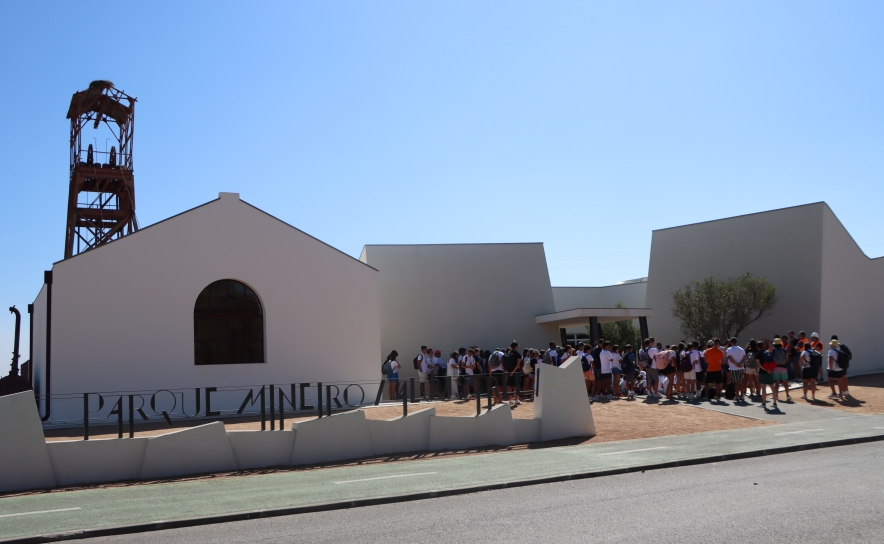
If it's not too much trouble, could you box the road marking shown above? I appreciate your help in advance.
[334,472,437,484]
[597,446,668,456]
[775,428,824,436]
[0,507,80,519]
[872,427,884,430]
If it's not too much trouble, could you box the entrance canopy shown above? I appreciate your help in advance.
[537,307,654,346]
[536,307,653,328]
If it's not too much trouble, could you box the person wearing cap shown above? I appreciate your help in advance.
[809,333,825,382]
[827,339,847,399]
[771,337,792,403]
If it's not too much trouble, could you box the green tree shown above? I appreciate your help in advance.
[585,302,642,349]
[671,272,778,342]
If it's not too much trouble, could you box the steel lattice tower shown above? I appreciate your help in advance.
[64,81,138,259]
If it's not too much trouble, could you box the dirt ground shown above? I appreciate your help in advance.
[45,394,769,444]
[790,373,884,415]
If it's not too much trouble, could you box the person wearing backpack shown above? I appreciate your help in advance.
[416,346,432,399]
[827,338,851,399]
[621,344,638,399]
[800,344,819,401]
[446,351,461,400]
[771,338,792,403]
[383,350,401,401]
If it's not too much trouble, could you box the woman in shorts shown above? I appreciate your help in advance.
[800,345,817,401]
[743,340,760,398]
[386,350,401,400]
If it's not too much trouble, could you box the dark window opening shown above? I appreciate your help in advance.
[194,279,264,365]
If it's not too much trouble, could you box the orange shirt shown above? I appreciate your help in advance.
[704,347,725,372]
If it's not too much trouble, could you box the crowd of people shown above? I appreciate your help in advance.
[379,330,853,408]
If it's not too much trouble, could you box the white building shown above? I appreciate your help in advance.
[30,193,381,423]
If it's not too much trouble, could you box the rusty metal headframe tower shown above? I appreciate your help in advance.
[64,80,138,259]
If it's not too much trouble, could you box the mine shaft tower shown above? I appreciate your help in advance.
[64,81,138,259]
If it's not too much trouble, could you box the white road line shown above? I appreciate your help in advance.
[872,427,884,430]
[334,472,437,484]
[775,428,824,436]
[597,446,668,456]
[0,507,81,519]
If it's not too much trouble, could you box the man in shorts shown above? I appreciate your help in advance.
[810,332,825,383]
[827,339,847,399]
[771,338,791,403]
[704,339,725,401]
[725,337,746,402]
[416,346,429,398]
[645,340,659,398]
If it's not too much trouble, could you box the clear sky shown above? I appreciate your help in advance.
[0,1,882,361]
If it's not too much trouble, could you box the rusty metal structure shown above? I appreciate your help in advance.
[64,81,138,259]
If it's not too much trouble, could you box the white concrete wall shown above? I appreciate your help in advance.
[0,391,56,493]
[47,438,147,486]
[819,207,884,375]
[552,282,647,311]
[32,193,381,422]
[31,285,47,417]
[644,204,825,344]
[360,243,559,382]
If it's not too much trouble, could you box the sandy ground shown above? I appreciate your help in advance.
[789,373,884,415]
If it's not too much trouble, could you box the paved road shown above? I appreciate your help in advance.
[2,414,882,541]
[85,441,884,543]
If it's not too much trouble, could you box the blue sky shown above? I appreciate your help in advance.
[0,1,882,360]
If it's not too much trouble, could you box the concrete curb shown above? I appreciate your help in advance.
[5,432,884,543]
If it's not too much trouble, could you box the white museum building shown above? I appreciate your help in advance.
[27,196,884,423]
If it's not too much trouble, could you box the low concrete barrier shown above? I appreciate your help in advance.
[140,421,237,480]
[290,410,374,465]
[536,359,597,441]
[366,407,435,455]
[228,430,295,470]
[0,376,595,492]
[0,391,56,493]
[47,438,148,487]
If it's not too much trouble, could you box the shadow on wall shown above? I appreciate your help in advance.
[0,360,595,493]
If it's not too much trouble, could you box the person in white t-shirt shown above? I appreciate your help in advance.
[827,339,846,399]
[610,345,623,397]
[417,346,431,399]
[685,342,700,400]
[652,344,670,399]
[386,351,401,401]
[599,342,614,399]
[725,337,747,402]
[644,341,660,398]
[463,348,477,400]
[447,351,461,400]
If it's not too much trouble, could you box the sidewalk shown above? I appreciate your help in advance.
[2,412,883,543]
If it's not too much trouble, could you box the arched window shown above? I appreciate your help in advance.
[194,279,264,365]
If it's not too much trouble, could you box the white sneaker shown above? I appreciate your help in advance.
[828,393,839,399]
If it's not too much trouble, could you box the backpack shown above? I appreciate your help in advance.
[489,352,502,370]
[382,359,393,376]
[808,349,823,369]
[837,345,852,369]
[413,354,422,370]
[678,352,693,373]
[745,350,758,369]
[637,348,649,368]
[581,354,591,372]
[772,347,787,367]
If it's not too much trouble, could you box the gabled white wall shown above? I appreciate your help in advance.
[820,206,884,375]
[33,194,380,422]
[645,204,825,344]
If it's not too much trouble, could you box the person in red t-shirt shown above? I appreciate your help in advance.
[810,333,825,381]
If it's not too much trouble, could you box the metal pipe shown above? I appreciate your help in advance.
[27,304,33,386]
[8,306,20,377]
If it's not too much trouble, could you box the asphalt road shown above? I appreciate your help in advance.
[85,441,884,544]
